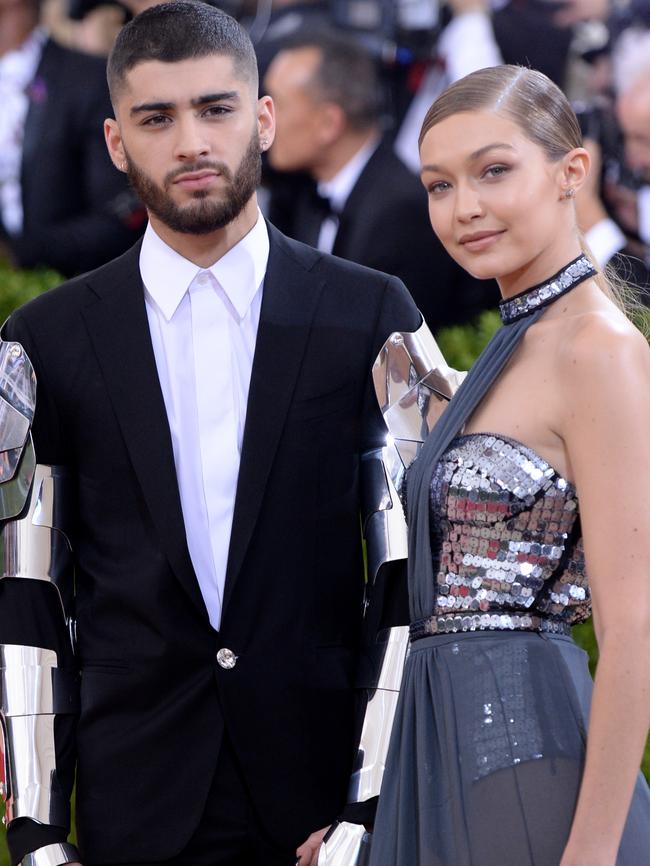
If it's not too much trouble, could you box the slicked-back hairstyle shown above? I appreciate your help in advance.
[418,65,582,161]
[281,30,382,131]
[107,0,259,105]
[419,65,639,316]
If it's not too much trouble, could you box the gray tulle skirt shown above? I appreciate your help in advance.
[368,631,650,866]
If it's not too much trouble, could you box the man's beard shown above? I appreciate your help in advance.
[124,132,262,235]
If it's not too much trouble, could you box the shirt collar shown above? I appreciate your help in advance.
[140,210,270,322]
[318,135,380,213]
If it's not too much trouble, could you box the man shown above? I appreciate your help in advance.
[0,3,420,866]
[576,67,650,297]
[264,32,498,332]
[0,0,145,276]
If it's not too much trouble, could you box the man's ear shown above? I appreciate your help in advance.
[257,95,275,150]
[317,102,346,148]
[105,118,127,173]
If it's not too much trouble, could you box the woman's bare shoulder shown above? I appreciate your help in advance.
[553,308,650,410]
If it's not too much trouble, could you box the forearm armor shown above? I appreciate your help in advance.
[0,338,79,862]
[319,321,464,865]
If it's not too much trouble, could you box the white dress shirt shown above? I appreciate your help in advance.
[585,217,627,268]
[316,135,380,253]
[0,28,46,235]
[141,213,269,630]
[638,186,650,248]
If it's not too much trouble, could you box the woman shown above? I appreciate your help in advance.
[368,65,650,866]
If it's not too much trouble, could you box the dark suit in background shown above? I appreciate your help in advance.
[1,38,145,277]
[274,142,499,331]
[1,224,420,865]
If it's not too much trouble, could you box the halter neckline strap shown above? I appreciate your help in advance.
[498,254,597,325]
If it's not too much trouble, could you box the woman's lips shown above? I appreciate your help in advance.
[458,230,505,252]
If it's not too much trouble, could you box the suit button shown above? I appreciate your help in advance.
[217,648,237,669]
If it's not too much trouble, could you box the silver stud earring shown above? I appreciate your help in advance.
[564,188,575,199]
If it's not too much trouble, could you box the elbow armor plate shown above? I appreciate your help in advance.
[0,338,78,831]
[319,321,464,865]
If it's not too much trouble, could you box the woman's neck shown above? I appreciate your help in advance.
[498,239,584,301]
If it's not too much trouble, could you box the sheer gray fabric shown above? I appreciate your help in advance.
[369,632,650,865]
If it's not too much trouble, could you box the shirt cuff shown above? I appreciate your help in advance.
[585,218,627,267]
[439,12,503,83]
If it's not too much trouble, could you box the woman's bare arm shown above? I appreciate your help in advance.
[557,312,650,866]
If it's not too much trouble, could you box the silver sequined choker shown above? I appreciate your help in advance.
[498,254,596,325]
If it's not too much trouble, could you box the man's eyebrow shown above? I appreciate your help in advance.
[191,91,240,107]
[130,101,174,116]
[421,142,516,174]
[130,91,240,116]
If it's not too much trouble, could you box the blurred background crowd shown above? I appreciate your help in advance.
[2,0,650,332]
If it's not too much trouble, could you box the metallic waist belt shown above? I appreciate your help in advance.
[409,612,572,641]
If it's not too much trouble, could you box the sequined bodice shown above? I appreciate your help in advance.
[425,433,590,631]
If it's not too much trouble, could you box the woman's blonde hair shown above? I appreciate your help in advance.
[419,65,636,314]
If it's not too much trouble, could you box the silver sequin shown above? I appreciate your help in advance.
[411,433,590,642]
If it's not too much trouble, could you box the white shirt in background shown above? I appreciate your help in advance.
[0,27,47,235]
[141,213,269,630]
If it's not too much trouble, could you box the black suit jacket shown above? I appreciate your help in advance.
[1,224,420,864]
[2,38,145,277]
[283,142,498,331]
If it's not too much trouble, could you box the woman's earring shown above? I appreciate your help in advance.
[564,188,575,199]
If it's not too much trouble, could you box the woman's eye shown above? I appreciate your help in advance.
[428,180,451,195]
[483,164,509,179]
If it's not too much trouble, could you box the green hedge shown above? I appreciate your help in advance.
[0,278,647,866]
[0,261,63,327]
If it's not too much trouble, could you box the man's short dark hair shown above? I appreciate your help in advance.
[107,1,259,104]
[283,31,382,131]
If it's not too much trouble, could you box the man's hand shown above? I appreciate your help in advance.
[296,826,330,866]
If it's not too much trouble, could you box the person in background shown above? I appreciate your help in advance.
[576,34,650,297]
[265,30,498,331]
[0,0,145,276]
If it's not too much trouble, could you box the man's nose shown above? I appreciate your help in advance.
[173,118,211,161]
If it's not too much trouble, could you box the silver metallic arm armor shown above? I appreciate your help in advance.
[319,321,464,865]
[0,339,80,864]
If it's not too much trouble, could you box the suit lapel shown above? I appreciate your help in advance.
[81,245,209,620]
[222,226,325,614]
